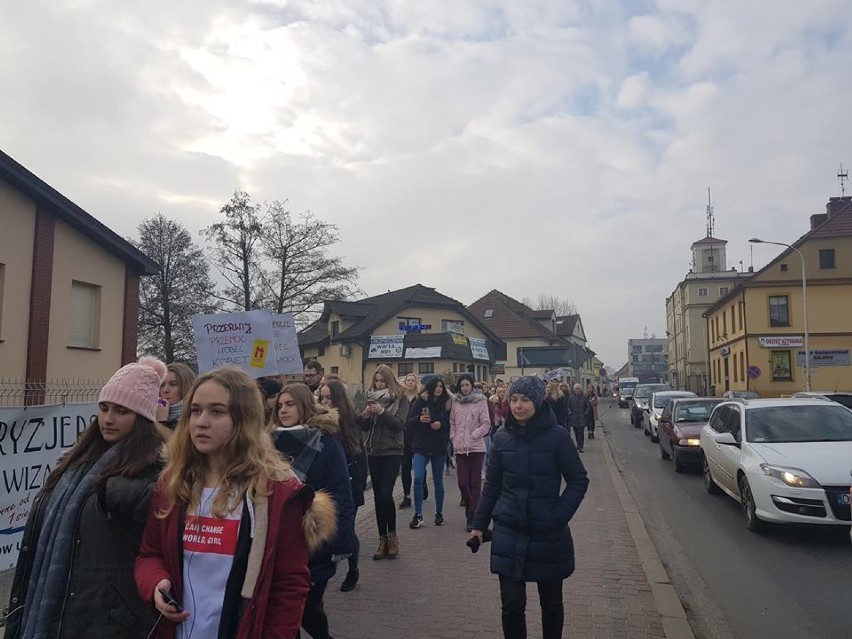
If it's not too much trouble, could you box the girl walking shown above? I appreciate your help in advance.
[471,376,589,639]
[7,357,169,639]
[544,380,568,428]
[405,376,451,529]
[134,366,334,639]
[398,372,419,509]
[586,384,599,439]
[449,373,491,532]
[359,365,409,559]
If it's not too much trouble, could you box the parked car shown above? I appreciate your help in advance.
[629,383,672,428]
[658,398,723,472]
[700,398,852,532]
[618,386,635,408]
[646,391,697,442]
[791,391,852,409]
[722,390,759,399]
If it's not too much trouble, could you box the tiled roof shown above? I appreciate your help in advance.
[468,290,567,342]
[554,314,579,337]
[326,300,373,319]
[809,202,852,238]
[298,318,331,347]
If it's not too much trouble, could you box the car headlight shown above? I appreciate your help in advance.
[678,438,701,446]
[759,464,821,488]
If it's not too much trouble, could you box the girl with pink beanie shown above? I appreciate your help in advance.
[6,357,171,639]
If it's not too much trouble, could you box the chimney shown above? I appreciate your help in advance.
[810,213,828,229]
[826,196,852,218]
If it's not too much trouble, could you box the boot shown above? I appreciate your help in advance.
[340,568,359,592]
[372,535,388,560]
[465,510,474,533]
[386,531,400,559]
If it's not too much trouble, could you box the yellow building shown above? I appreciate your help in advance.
[705,196,852,396]
[298,284,504,387]
[0,150,157,403]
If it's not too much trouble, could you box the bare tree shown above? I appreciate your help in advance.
[521,294,578,316]
[201,189,269,311]
[134,214,218,362]
[262,202,360,322]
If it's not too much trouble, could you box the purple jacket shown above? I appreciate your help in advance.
[450,393,492,455]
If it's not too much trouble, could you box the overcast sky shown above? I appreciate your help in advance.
[2,1,851,370]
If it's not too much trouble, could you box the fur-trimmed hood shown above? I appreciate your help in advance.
[302,489,337,553]
[305,405,341,437]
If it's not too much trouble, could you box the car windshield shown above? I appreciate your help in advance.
[635,385,670,399]
[825,394,852,409]
[621,382,638,390]
[731,391,758,399]
[621,389,634,396]
[746,405,852,443]
[654,393,695,408]
[675,403,720,422]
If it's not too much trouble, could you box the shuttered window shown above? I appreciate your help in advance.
[69,281,100,348]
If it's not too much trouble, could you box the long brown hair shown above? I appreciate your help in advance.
[165,362,196,400]
[158,366,292,519]
[324,380,361,458]
[45,411,168,492]
[275,383,321,426]
[370,364,405,398]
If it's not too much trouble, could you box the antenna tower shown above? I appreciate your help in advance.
[706,187,715,238]
[840,163,849,197]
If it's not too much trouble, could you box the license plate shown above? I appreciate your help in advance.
[837,493,851,506]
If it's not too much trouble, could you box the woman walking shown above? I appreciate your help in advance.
[449,373,491,532]
[320,380,368,593]
[359,364,409,559]
[7,357,169,639]
[135,366,334,639]
[398,372,420,509]
[405,376,451,529]
[273,383,356,639]
[544,380,568,428]
[471,376,589,639]
[586,384,600,440]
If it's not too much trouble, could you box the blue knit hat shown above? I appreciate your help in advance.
[508,376,546,407]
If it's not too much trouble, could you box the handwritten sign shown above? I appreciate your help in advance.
[544,368,565,381]
[368,335,404,359]
[193,311,278,377]
[469,337,490,360]
[0,403,97,568]
[272,313,304,374]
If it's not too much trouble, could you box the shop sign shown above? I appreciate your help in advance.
[758,336,803,348]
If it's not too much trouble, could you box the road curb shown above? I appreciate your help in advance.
[599,424,697,639]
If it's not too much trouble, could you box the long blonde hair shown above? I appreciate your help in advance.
[158,366,293,519]
[370,364,406,398]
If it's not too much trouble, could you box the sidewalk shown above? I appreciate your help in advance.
[324,404,692,639]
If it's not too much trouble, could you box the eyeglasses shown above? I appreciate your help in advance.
[304,372,320,379]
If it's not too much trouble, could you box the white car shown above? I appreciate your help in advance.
[700,398,852,532]
[646,391,697,442]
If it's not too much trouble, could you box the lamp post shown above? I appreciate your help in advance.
[748,238,811,391]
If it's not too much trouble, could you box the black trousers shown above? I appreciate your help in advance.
[499,576,564,639]
[368,455,402,535]
[346,505,360,575]
[401,445,413,496]
[299,579,330,639]
[571,425,585,449]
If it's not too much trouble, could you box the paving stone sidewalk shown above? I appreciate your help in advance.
[323,413,669,639]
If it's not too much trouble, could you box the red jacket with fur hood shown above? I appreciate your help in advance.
[134,477,336,639]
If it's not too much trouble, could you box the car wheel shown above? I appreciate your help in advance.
[659,441,670,461]
[739,476,764,532]
[643,422,650,436]
[673,448,686,473]
[633,414,642,429]
[650,427,659,444]
[703,455,721,495]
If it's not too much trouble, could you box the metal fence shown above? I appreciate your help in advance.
[0,378,105,407]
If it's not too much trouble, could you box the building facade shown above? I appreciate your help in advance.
[627,338,669,384]
[666,236,753,393]
[705,196,852,396]
[0,151,157,402]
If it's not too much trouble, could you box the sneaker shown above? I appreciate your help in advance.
[398,496,411,509]
[434,513,444,526]
[409,514,424,529]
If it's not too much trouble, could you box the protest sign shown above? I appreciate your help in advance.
[468,337,490,360]
[272,313,304,374]
[193,310,278,377]
[0,403,97,568]
[544,368,565,381]
[368,335,405,358]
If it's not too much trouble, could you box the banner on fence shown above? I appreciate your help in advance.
[0,402,97,568]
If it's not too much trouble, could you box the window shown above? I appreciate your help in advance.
[418,362,434,374]
[714,316,720,340]
[738,302,744,331]
[318,346,325,356]
[69,281,100,349]
[698,288,708,297]
[731,304,736,332]
[780,263,788,272]
[725,408,742,442]
[330,366,339,375]
[0,263,4,340]
[632,345,643,353]
[733,354,738,382]
[398,362,414,375]
[722,311,727,336]
[771,350,792,381]
[740,352,745,381]
[398,317,422,332]
[819,249,836,269]
[331,320,339,337]
[484,309,494,318]
[707,254,715,263]
[720,287,729,296]
[769,295,789,326]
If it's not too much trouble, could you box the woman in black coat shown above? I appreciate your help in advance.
[471,376,589,639]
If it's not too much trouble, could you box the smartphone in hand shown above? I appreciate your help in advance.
[158,589,183,612]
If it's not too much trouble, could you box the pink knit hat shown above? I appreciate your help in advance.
[98,356,168,422]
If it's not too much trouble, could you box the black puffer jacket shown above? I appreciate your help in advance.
[6,466,160,639]
[406,396,451,457]
[472,403,589,582]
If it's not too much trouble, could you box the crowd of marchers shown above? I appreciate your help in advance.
[4,355,593,639]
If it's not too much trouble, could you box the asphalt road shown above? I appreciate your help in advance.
[600,398,852,639]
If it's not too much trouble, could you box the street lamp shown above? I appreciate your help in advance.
[748,238,811,391]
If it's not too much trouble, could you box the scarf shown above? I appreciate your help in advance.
[274,426,324,482]
[367,388,400,417]
[454,390,485,404]
[164,400,183,427]
[20,444,122,639]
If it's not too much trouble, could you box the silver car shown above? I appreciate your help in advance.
[647,391,697,442]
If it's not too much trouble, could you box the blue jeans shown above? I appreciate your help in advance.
[413,453,445,516]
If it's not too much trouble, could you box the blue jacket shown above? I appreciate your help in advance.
[472,403,589,582]
[273,408,356,583]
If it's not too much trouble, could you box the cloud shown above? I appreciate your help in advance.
[1,0,851,370]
